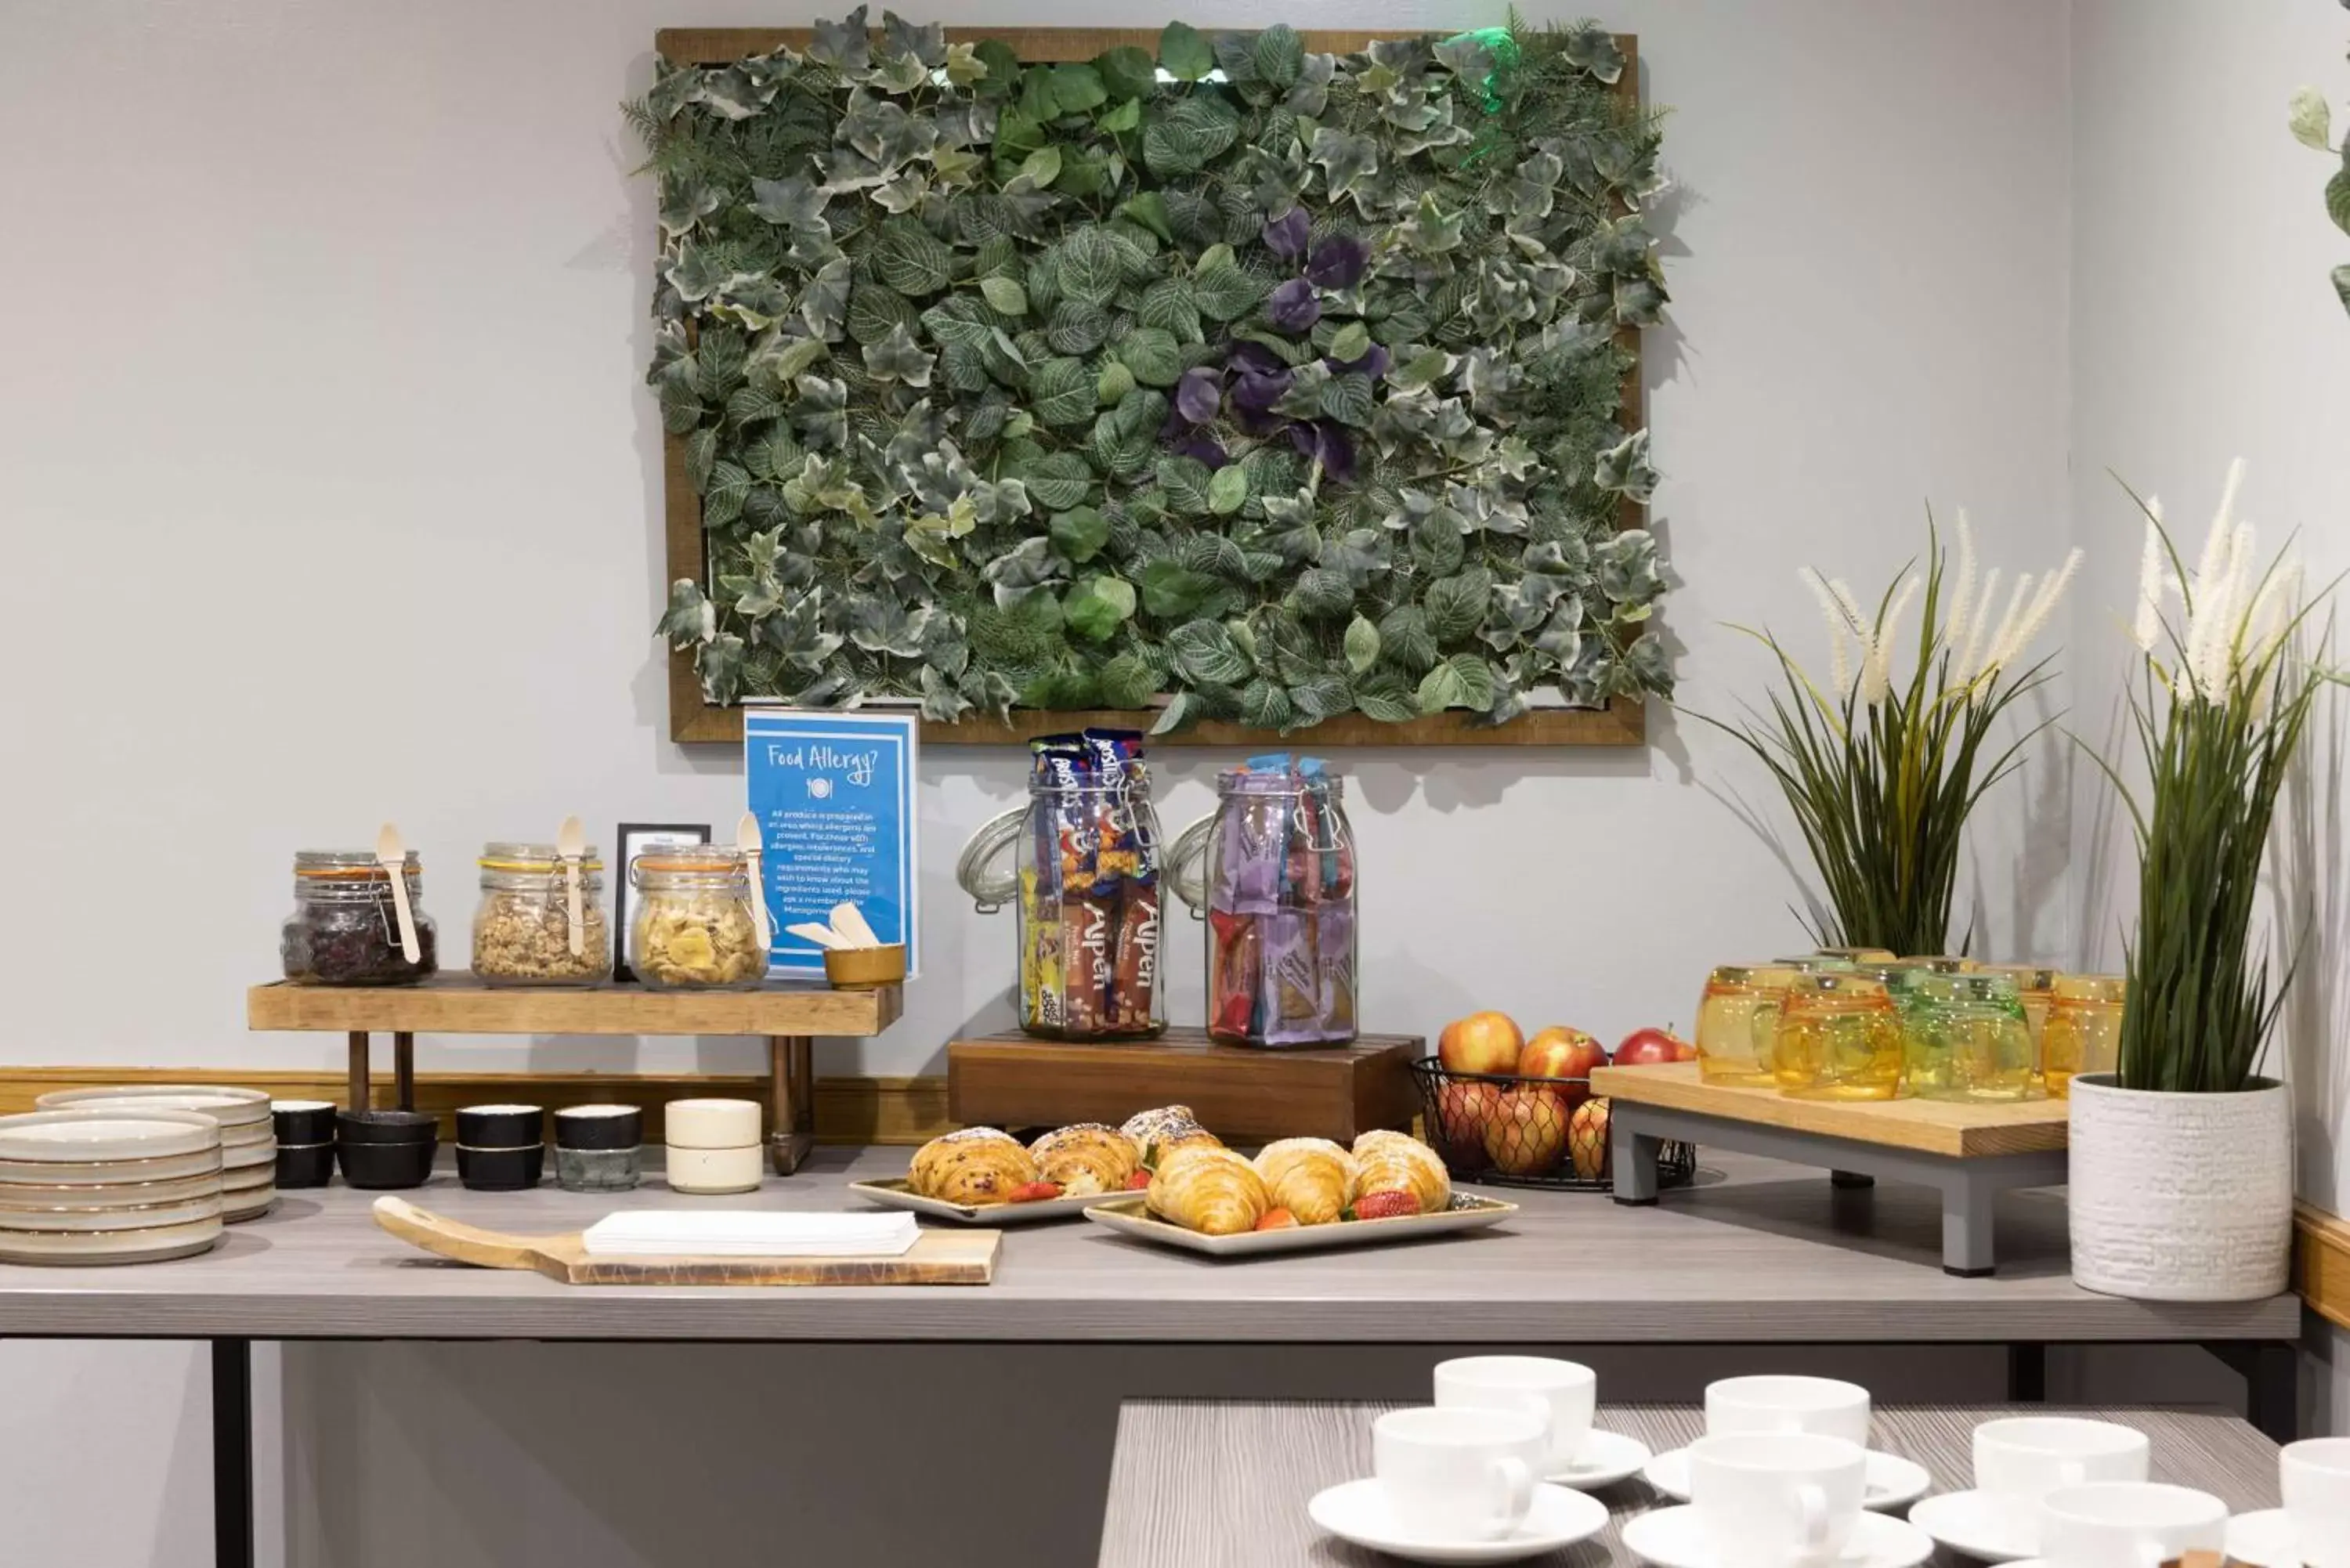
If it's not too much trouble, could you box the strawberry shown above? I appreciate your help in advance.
[1255,1208,1299,1231]
[1007,1180,1064,1203]
[1125,1169,1153,1190]
[1350,1190,1420,1221]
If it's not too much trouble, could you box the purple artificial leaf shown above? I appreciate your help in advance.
[1288,424,1319,461]
[1260,207,1310,262]
[1268,277,1321,334]
[1175,367,1223,425]
[1329,343,1391,380]
[1312,421,1357,482]
[1229,340,1287,376]
[1304,234,1368,291]
[1231,366,1293,414]
[1174,432,1230,469]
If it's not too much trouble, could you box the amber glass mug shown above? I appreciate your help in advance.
[2041,974,2126,1097]
[1772,973,1904,1100]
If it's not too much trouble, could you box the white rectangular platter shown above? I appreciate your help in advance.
[1083,1192,1518,1258]
[849,1177,1123,1226]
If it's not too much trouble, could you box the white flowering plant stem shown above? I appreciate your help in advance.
[2087,463,2337,1094]
[1699,512,2081,956]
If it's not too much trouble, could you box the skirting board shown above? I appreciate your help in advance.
[0,1067,951,1147]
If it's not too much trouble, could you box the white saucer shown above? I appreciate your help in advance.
[1644,1445,1932,1511]
[1905,1490,2039,1561]
[1626,1504,1936,1568]
[2223,1509,2301,1568]
[1546,1428,1652,1490]
[1623,1505,1935,1568]
[1307,1478,1608,1564]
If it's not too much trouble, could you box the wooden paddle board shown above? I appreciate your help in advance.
[372,1197,999,1285]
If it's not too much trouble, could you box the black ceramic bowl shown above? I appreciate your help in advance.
[275,1142,334,1189]
[271,1100,337,1145]
[335,1136,436,1190]
[554,1104,642,1151]
[456,1143,544,1192]
[456,1104,544,1148]
[337,1109,439,1146]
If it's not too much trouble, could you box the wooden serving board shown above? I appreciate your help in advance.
[371,1198,998,1286]
[1588,1061,2068,1158]
[946,1028,1421,1146]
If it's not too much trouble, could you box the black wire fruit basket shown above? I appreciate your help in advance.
[1408,1057,1698,1193]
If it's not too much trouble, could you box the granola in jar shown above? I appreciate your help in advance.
[472,844,611,986]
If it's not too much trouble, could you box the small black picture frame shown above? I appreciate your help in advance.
[612,822,711,984]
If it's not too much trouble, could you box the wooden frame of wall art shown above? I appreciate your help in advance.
[645,21,1664,746]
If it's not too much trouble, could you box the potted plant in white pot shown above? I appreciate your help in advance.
[2070,462,2333,1301]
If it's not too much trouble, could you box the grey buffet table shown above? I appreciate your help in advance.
[0,1147,2300,1567]
[1097,1401,2283,1566]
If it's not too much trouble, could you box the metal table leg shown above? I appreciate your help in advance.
[2007,1343,2047,1401]
[2211,1340,2299,1442]
[212,1338,254,1568]
[345,1031,370,1112]
[392,1031,415,1112]
[768,1034,816,1175]
[1611,1126,1661,1206]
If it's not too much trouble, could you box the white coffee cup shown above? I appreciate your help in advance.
[1434,1356,1596,1472]
[2283,1436,2350,1568]
[1704,1375,1871,1447]
[2037,1482,2225,1568]
[1371,1405,1545,1542]
[1688,1430,1868,1568]
[1972,1416,2150,1500]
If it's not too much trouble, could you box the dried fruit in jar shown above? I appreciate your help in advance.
[633,897,764,988]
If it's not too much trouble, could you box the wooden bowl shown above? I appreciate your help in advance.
[824,945,906,989]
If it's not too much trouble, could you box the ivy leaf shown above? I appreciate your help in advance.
[1595,429,1659,502]
[1112,326,1184,386]
[1309,127,1379,200]
[1597,529,1666,606]
[1097,651,1161,709]
[1343,614,1381,674]
[979,275,1029,316]
[1207,464,1250,515]
[658,579,716,645]
[847,597,935,658]
[1065,575,1137,641]
[1159,21,1214,81]
[1097,45,1157,100]
[1032,356,1097,425]
[1170,620,1253,685]
[861,322,936,386]
[748,175,828,228]
[920,664,974,723]
[873,217,956,297]
[806,7,873,74]
[1050,505,1111,563]
[1563,23,1625,85]
[1157,455,1215,515]
[1140,560,1213,619]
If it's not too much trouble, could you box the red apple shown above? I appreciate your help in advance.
[1433,1078,1504,1163]
[1517,1027,1605,1108]
[1568,1098,1612,1180]
[1483,1085,1570,1176]
[1614,1026,1697,1067]
[1438,1011,1524,1077]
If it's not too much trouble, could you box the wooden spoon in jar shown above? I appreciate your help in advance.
[736,811,771,952]
[375,822,421,965]
[556,815,587,958]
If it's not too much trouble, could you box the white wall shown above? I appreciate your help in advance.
[2067,0,2350,1432]
[5,0,2274,1563]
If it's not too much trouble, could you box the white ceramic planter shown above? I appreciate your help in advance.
[2067,1072,2293,1302]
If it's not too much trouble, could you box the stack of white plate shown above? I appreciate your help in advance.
[0,1108,226,1265]
[37,1087,277,1221]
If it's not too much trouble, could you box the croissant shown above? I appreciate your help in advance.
[1146,1145,1271,1236]
[1120,1105,1223,1164]
[1350,1130,1452,1216]
[909,1127,1038,1205]
[1253,1137,1358,1226]
[1029,1122,1141,1196]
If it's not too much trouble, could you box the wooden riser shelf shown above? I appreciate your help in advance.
[247,975,905,1176]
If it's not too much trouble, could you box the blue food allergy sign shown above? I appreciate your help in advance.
[743,709,919,980]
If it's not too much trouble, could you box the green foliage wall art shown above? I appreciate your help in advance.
[638,13,1671,733]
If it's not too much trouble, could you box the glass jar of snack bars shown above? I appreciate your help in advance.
[627,847,765,991]
[1694,964,1798,1086]
[1898,971,2039,1103]
[1773,971,1905,1100]
[2041,974,2125,1097]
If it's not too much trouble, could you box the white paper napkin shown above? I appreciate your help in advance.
[580,1209,920,1259]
